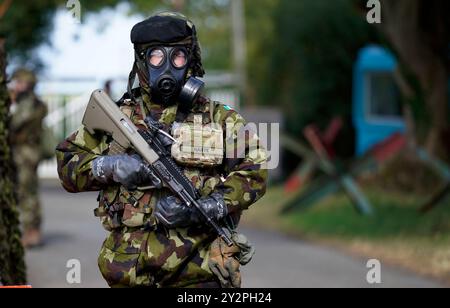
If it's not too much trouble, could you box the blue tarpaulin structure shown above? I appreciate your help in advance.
[352,45,405,156]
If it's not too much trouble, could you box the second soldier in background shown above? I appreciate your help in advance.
[8,68,48,248]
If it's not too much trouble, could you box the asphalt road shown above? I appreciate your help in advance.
[25,184,443,288]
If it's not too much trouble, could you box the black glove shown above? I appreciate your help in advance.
[92,154,161,190]
[155,192,228,229]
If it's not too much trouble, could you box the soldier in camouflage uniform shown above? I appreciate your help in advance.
[56,13,267,288]
[8,68,48,248]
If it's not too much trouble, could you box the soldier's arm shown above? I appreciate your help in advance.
[214,106,268,214]
[55,126,109,193]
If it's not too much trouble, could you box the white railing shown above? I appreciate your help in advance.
[38,91,91,179]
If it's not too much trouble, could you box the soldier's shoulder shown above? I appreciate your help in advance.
[196,95,244,124]
[213,102,245,124]
[16,93,46,113]
[34,96,47,112]
[116,88,143,107]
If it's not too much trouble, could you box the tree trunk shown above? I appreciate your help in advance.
[0,38,27,285]
[381,0,449,159]
[424,64,448,158]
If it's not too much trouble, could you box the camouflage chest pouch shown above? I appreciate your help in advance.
[95,186,158,231]
[171,112,224,168]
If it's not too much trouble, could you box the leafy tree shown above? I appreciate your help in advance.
[0,37,26,286]
[0,0,27,286]
[263,0,379,157]
[245,0,280,106]
[0,0,59,67]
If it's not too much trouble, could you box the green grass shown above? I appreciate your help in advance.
[245,185,450,239]
[286,188,450,240]
[243,185,450,282]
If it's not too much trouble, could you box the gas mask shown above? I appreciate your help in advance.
[146,46,204,109]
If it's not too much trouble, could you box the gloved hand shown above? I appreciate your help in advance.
[144,116,174,150]
[208,237,241,288]
[155,192,228,229]
[92,154,161,190]
[154,195,193,228]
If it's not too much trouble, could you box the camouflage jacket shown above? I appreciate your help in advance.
[10,92,48,165]
[55,90,267,287]
[10,92,47,144]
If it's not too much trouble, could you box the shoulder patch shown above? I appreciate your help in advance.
[223,105,234,111]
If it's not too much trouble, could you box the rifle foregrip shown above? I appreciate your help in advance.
[109,141,127,155]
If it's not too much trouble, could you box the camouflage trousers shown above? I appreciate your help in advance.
[98,226,222,288]
[13,146,42,231]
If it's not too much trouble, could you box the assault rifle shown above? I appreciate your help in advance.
[82,90,233,246]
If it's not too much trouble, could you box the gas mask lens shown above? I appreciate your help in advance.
[148,48,165,67]
[171,49,187,68]
[148,47,187,68]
